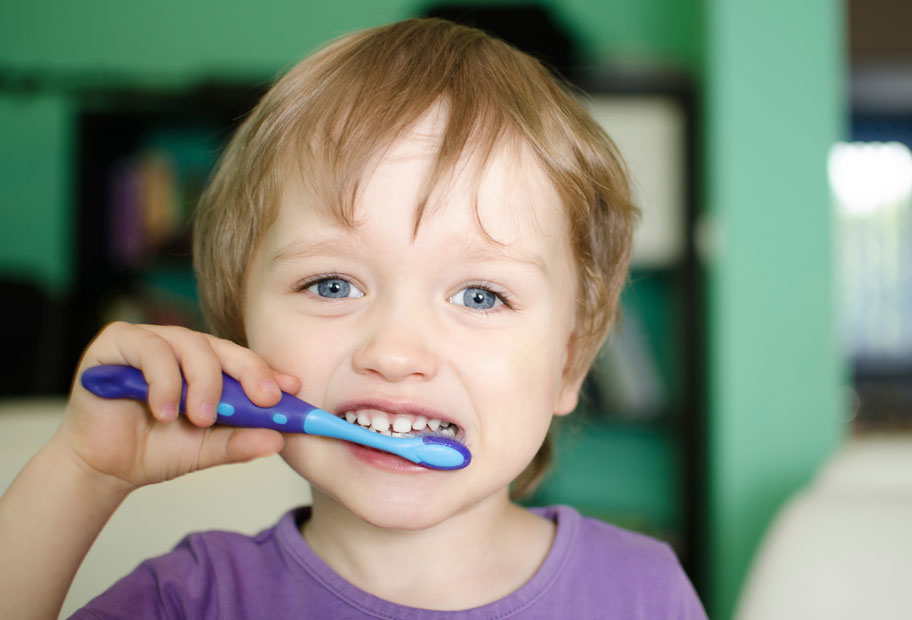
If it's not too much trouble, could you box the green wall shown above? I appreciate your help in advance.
[0,0,701,295]
[0,94,73,292]
[703,0,846,617]
[0,1,700,82]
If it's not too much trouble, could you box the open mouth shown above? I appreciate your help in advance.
[336,409,461,440]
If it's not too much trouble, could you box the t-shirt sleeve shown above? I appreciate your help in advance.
[68,533,221,620]
[562,509,708,620]
[660,545,708,620]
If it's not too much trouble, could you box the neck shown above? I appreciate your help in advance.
[301,489,554,610]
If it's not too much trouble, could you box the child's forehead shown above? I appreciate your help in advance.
[286,119,568,249]
[266,136,575,288]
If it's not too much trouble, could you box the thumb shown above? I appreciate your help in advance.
[196,427,285,469]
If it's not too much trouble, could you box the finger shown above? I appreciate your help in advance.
[225,428,285,463]
[206,337,287,407]
[134,326,299,411]
[197,427,285,469]
[275,372,302,396]
[159,329,224,428]
[125,325,222,427]
[95,323,183,422]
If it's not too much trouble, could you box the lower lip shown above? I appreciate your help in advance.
[344,442,435,473]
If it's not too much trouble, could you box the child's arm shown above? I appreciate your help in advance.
[0,322,300,620]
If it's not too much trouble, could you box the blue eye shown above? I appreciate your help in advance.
[307,277,363,299]
[451,286,503,310]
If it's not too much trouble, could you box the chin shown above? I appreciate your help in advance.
[339,477,470,531]
[356,503,451,531]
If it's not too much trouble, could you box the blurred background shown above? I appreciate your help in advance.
[2,0,911,617]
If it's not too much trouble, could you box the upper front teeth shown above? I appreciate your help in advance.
[369,412,389,432]
[341,409,455,437]
[392,417,412,433]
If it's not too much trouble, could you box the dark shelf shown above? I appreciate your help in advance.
[65,82,268,389]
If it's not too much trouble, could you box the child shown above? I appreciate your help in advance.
[0,18,706,619]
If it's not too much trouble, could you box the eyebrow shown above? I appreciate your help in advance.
[271,236,550,277]
[457,243,550,276]
[270,238,359,265]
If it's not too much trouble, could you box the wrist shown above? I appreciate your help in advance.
[44,433,136,506]
[0,431,133,620]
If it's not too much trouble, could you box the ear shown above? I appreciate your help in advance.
[554,334,587,416]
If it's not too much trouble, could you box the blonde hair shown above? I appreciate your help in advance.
[193,17,636,497]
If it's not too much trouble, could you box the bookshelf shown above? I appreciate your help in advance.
[69,84,266,369]
[524,75,703,577]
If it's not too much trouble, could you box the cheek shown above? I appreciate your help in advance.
[245,304,325,377]
[468,322,568,407]
[246,316,357,409]
[461,334,565,447]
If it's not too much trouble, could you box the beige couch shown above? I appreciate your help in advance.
[736,433,912,619]
[0,398,311,618]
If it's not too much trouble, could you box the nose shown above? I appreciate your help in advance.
[351,302,438,383]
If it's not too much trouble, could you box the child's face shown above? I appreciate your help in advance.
[244,114,583,530]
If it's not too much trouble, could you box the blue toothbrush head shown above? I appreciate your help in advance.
[413,436,472,470]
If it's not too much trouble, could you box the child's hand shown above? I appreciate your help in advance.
[55,322,301,493]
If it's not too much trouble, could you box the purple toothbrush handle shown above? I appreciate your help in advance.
[80,364,318,431]
[81,364,155,402]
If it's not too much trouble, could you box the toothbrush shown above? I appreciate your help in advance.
[80,364,471,471]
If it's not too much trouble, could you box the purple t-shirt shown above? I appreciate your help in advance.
[72,505,706,619]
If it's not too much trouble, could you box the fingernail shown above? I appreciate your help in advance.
[160,402,178,421]
[198,401,216,424]
[259,379,280,396]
